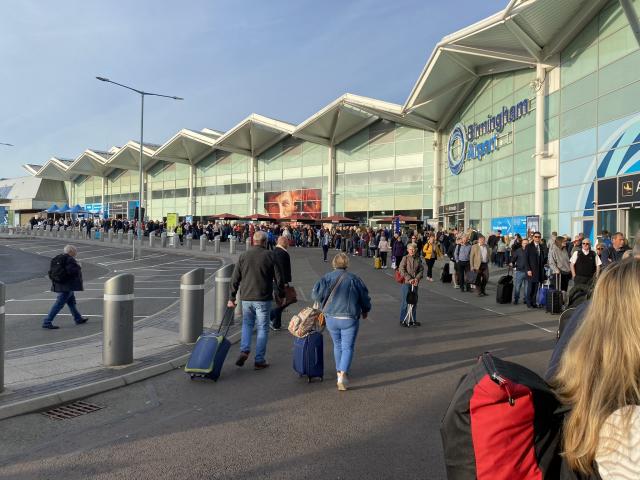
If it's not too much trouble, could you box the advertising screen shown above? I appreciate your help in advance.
[264,189,321,218]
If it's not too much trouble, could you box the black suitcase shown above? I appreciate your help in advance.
[496,282,514,304]
[441,263,452,283]
[546,275,563,315]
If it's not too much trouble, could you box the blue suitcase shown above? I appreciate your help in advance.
[293,331,324,382]
[184,308,233,381]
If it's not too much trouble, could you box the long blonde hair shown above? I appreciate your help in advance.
[552,258,640,473]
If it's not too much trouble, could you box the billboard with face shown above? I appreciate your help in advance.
[264,189,321,218]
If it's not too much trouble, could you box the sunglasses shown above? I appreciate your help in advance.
[596,247,603,251]
[533,235,541,238]
[582,242,590,245]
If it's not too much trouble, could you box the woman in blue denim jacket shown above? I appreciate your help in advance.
[311,252,371,391]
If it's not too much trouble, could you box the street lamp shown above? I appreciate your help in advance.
[96,76,183,259]
[0,143,13,147]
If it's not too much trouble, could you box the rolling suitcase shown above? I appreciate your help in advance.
[184,307,233,381]
[374,256,382,269]
[496,269,513,304]
[546,275,563,315]
[293,331,324,382]
[440,262,452,283]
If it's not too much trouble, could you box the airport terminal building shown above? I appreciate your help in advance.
[17,0,640,242]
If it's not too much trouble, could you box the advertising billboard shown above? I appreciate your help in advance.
[264,189,321,218]
[0,206,7,225]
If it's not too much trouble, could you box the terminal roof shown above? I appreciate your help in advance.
[152,128,222,167]
[215,114,296,157]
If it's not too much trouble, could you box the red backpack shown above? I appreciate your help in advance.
[441,353,563,480]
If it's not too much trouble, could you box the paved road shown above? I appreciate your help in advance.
[0,238,223,349]
[0,247,559,479]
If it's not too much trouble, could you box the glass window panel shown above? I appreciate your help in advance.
[599,25,638,68]
[474,163,492,183]
[561,18,598,87]
[395,126,423,141]
[514,148,535,174]
[544,188,559,214]
[597,80,640,124]
[514,169,535,195]
[395,139,423,156]
[514,126,536,153]
[345,173,369,186]
[492,157,514,179]
[560,101,597,137]
[559,156,596,187]
[369,157,394,171]
[492,197,513,217]
[369,182,395,196]
[512,193,534,216]
[493,177,513,198]
[561,73,597,112]
[395,153,422,169]
[368,196,394,210]
[394,182,422,195]
[559,128,597,161]
[370,143,394,159]
[599,1,627,38]
[344,159,368,173]
[394,167,423,183]
[598,49,640,96]
[473,182,491,202]
[545,116,560,143]
[302,165,323,177]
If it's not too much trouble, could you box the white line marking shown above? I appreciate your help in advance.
[103,293,135,301]
[99,253,167,266]
[5,313,146,318]
[180,284,205,290]
[6,297,178,302]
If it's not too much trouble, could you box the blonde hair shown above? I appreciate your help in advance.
[332,252,349,270]
[552,258,640,473]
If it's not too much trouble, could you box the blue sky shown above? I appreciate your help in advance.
[0,0,500,178]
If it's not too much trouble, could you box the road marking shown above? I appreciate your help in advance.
[180,284,205,290]
[98,253,168,266]
[79,251,135,261]
[103,293,135,301]
[6,296,178,302]
[5,313,146,317]
[85,287,181,291]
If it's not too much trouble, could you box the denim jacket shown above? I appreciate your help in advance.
[311,269,371,320]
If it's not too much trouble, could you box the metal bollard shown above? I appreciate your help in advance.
[160,232,167,248]
[180,268,205,343]
[172,235,179,249]
[214,263,235,327]
[0,282,4,393]
[246,237,251,250]
[214,236,220,253]
[100,228,105,242]
[149,232,155,248]
[73,228,79,240]
[89,227,95,240]
[108,229,114,243]
[199,235,206,252]
[186,234,193,250]
[229,236,236,254]
[127,230,133,245]
[118,230,123,244]
[103,274,134,366]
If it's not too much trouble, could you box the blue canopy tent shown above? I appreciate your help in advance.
[46,204,60,213]
[69,204,88,214]
[57,204,71,214]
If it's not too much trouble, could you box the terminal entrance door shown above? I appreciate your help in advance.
[619,208,640,246]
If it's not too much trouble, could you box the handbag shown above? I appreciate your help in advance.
[394,268,405,284]
[275,285,297,308]
[466,270,477,284]
[288,272,346,338]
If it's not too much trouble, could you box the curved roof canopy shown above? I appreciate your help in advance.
[215,114,295,157]
[34,157,76,181]
[294,94,437,146]
[152,128,222,167]
[105,141,159,172]
[404,0,611,129]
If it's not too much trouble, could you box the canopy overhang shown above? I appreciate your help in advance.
[152,128,222,167]
[215,114,295,157]
[35,157,76,181]
[294,94,437,146]
[404,0,611,129]
[106,141,159,173]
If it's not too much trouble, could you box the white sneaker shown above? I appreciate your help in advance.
[337,372,348,391]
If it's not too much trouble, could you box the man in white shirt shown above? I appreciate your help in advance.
[570,238,601,286]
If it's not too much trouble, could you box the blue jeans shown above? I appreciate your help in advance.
[513,271,528,303]
[325,316,360,374]
[43,291,83,326]
[240,300,272,364]
[399,283,418,323]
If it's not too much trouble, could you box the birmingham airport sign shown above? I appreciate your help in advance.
[447,98,530,175]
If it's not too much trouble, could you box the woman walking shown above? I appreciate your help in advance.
[311,253,371,391]
[548,235,571,292]
[551,259,640,478]
[422,235,438,281]
[377,235,391,269]
[399,243,423,327]
[392,233,405,269]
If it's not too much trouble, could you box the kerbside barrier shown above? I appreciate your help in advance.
[199,235,206,252]
[214,263,235,327]
[246,237,251,250]
[103,274,134,367]
[161,232,167,248]
[186,234,193,250]
[180,268,205,343]
[214,236,220,253]
[0,282,5,393]
[149,231,155,248]
[229,236,236,255]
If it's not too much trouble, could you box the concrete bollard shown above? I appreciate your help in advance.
[118,230,123,244]
[0,282,4,393]
[160,232,167,248]
[108,229,114,243]
[74,228,79,240]
[100,228,105,242]
[102,274,135,366]
[172,235,179,249]
[127,230,133,245]
[214,236,220,253]
[199,235,206,252]
[214,263,235,327]
[246,237,251,250]
[89,228,95,240]
[179,268,205,343]
[229,236,236,254]
[149,232,155,248]
[186,234,193,250]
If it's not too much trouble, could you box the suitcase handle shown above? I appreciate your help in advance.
[216,306,235,337]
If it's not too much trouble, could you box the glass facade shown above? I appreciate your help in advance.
[336,119,434,222]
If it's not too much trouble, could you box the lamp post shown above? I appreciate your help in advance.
[96,76,183,259]
[0,143,13,147]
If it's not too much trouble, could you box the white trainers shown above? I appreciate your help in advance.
[337,372,349,391]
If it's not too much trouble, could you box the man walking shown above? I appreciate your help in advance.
[525,231,546,308]
[270,236,292,331]
[42,245,88,329]
[570,237,601,286]
[228,230,284,370]
[510,238,529,305]
[470,235,490,296]
[601,232,630,266]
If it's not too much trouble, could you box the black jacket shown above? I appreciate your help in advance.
[511,248,528,271]
[52,254,84,293]
[524,242,547,282]
[230,246,284,302]
[273,246,292,284]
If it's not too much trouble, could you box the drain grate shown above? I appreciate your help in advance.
[42,401,104,420]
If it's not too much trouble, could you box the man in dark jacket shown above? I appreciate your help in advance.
[228,230,284,369]
[270,236,292,331]
[42,245,88,329]
[524,231,546,308]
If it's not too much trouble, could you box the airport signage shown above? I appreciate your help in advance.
[618,172,640,204]
[447,98,530,175]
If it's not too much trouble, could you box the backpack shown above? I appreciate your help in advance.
[441,353,563,480]
[48,254,69,283]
